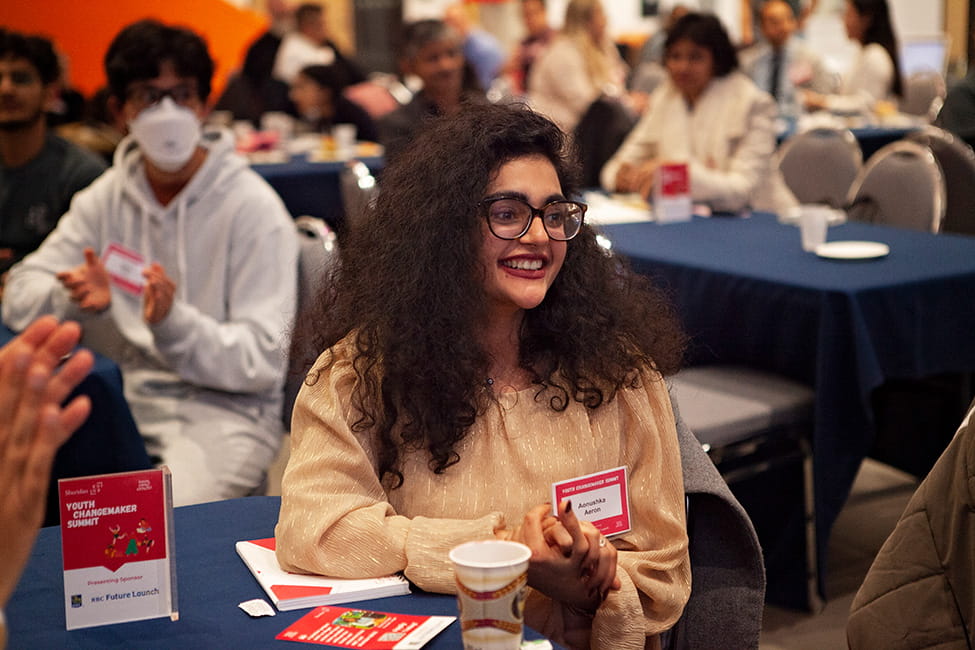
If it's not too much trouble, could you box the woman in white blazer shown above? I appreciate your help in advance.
[600,12,797,215]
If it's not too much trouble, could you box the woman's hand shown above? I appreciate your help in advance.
[615,160,659,198]
[503,501,619,612]
[801,89,828,111]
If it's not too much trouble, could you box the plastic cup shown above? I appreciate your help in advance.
[332,123,357,160]
[799,205,830,252]
[449,540,531,650]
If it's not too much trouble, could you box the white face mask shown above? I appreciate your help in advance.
[128,96,201,173]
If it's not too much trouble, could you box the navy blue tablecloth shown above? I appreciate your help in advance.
[253,156,383,229]
[7,496,557,648]
[601,214,975,601]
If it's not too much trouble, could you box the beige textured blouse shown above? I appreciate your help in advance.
[275,342,690,650]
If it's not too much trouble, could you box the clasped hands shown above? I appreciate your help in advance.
[56,247,176,324]
[498,499,620,615]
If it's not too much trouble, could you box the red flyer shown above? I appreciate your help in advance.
[551,466,631,537]
[277,605,454,649]
[654,163,693,223]
[59,468,177,630]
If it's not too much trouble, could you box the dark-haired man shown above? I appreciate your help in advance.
[3,20,297,507]
[0,29,105,275]
[740,0,833,116]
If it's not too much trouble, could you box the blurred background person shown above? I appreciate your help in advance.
[0,29,106,277]
[629,4,690,95]
[741,0,818,48]
[272,2,365,88]
[213,0,295,127]
[503,0,555,96]
[801,0,902,115]
[444,2,505,93]
[601,12,797,215]
[290,64,378,141]
[740,0,835,118]
[528,0,634,134]
[378,19,485,161]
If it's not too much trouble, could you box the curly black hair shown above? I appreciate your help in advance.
[296,102,685,487]
[104,19,214,103]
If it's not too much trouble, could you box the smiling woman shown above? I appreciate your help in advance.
[276,103,692,650]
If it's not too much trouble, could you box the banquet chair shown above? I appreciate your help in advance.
[776,127,862,208]
[846,140,946,232]
[901,69,947,121]
[339,159,379,234]
[282,216,340,430]
[663,391,766,649]
[669,365,820,612]
[907,126,975,236]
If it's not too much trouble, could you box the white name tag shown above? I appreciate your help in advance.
[102,243,145,296]
[552,466,631,537]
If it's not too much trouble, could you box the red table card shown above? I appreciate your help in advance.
[59,468,177,630]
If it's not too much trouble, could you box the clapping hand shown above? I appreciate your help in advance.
[56,247,111,313]
[0,317,93,607]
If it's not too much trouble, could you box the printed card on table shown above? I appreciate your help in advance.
[654,163,693,224]
[102,242,146,295]
[277,605,454,649]
[59,468,178,630]
[551,466,631,537]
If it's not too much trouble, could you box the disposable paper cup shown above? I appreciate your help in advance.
[799,205,830,252]
[449,540,531,650]
[333,123,357,160]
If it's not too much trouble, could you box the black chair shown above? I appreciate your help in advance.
[907,125,975,236]
[669,364,819,611]
[573,96,637,188]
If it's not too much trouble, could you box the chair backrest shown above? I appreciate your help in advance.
[573,96,638,188]
[776,127,863,208]
[282,216,340,429]
[907,125,975,236]
[846,140,946,232]
[665,392,766,650]
[339,159,379,233]
[901,70,947,120]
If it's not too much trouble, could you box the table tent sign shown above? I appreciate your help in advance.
[58,468,177,630]
[654,163,693,223]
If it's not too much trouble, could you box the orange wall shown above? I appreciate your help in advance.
[3,0,268,102]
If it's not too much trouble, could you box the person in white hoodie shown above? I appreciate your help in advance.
[1,20,298,506]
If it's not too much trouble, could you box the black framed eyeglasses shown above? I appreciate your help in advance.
[125,83,199,109]
[480,196,587,241]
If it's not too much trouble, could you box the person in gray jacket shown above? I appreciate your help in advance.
[2,20,297,506]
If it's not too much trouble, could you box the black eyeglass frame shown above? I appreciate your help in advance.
[124,83,200,109]
[479,196,587,241]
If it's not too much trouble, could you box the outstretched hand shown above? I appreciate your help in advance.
[56,247,111,313]
[0,317,93,607]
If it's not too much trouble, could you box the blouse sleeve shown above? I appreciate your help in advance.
[274,348,504,592]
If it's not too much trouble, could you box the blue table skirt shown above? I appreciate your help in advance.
[601,213,975,600]
[7,496,558,648]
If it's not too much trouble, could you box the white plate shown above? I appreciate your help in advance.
[815,241,890,260]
